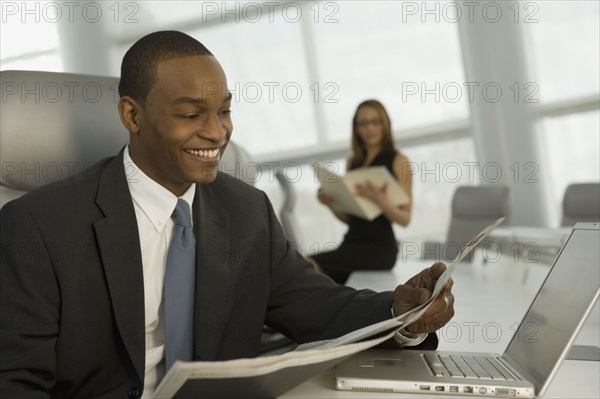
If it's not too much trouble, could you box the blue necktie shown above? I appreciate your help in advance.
[165,199,196,370]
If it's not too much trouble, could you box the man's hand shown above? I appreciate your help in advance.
[392,262,455,334]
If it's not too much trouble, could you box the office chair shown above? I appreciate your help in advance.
[218,141,257,185]
[561,183,600,227]
[0,70,257,208]
[422,185,510,262]
[274,169,302,245]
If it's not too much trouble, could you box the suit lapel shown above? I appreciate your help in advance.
[193,182,231,360]
[93,150,145,383]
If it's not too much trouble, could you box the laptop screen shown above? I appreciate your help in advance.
[505,226,600,392]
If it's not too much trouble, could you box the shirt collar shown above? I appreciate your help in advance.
[123,146,196,232]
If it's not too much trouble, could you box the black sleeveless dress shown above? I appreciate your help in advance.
[312,151,399,284]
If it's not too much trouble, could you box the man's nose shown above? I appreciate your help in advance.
[198,113,228,142]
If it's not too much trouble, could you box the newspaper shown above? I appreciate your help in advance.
[152,329,398,398]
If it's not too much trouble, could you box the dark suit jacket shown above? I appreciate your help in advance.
[0,150,436,398]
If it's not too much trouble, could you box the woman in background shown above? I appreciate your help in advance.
[309,99,413,284]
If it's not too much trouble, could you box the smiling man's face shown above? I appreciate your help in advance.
[125,55,233,196]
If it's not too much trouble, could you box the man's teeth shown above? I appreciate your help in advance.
[185,149,220,158]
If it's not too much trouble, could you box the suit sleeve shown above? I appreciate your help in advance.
[1,201,59,398]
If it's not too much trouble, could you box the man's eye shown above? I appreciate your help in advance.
[180,114,199,120]
[219,109,232,116]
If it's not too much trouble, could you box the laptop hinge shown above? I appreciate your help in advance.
[501,354,541,392]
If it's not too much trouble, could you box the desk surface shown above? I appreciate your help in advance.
[281,256,600,398]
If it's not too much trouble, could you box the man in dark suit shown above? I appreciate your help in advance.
[0,31,454,398]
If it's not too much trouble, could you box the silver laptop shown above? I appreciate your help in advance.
[336,223,600,398]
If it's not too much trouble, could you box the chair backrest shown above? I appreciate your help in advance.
[0,70,127,207]
[0,70,255,208]
[446,185,510,261]
[218,141,258,184]
[561,183,600,227]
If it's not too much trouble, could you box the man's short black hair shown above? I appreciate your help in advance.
[118,30,213,104]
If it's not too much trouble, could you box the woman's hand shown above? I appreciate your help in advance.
[317,188,336,206]
[355,179,390,208]
[317,188,350,223]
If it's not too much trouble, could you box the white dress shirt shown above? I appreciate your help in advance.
[123,147,196,397]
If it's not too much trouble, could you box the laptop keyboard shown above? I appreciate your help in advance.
[424,354,516,380]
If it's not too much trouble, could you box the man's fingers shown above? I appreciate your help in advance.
[428,262,447,279]
[426,291,454,315]
[417,288,430,304]
[392,285,432,317]
[407,292,455,333]
[430,262,453,290]
[394,285,430,305]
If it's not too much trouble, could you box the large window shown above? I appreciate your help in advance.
[0,1,61,71]
[113,1,466,158]
[539,110,600,225]
[2,0,597,241]
[190,20,319,155]
[525,1,600,225]
[526,1,600,102]
[312,1,468,142]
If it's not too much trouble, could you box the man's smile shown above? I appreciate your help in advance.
[183,148,221,162]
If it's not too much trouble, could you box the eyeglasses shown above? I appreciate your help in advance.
[355,118,383,128]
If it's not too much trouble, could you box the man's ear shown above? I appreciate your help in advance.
[118,96,142,134]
